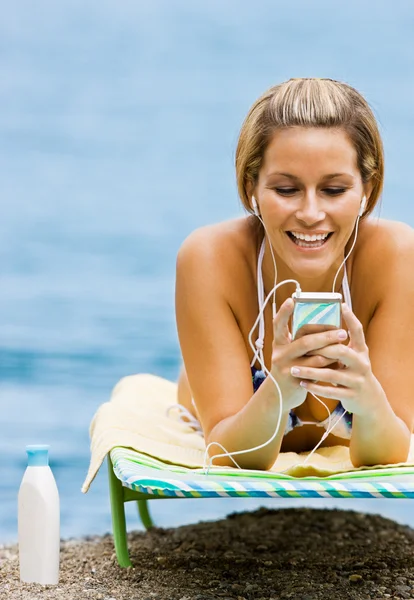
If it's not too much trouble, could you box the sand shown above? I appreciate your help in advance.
[2,508,414,600]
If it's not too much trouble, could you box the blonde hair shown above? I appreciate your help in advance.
[236,78,384,217]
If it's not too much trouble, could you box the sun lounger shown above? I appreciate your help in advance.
[81,375,414,567]
[107,446,414,567]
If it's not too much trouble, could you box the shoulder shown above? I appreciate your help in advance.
[359,217,414,252]
[354,217,414,307]
[176,216,259,281]
[356,217,414,271]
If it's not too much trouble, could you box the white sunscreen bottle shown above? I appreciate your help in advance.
[18,444,60,584]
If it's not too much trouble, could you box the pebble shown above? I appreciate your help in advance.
[395,584,412,593]
[3,508,414,600]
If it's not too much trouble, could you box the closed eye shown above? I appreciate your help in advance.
[323,188,347,196]
[274,187,348,197]
[274,188,298,196]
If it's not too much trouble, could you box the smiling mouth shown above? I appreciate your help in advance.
[286,231,334,248]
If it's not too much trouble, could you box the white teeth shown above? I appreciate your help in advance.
[288,231,331,248]
[295,239,325,248]
[290,232,330,241]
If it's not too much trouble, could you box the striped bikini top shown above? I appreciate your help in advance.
[251,237,353,439]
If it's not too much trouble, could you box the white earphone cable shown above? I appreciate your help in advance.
[332,208,363,293]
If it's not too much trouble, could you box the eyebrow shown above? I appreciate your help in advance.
[266,172,353,181]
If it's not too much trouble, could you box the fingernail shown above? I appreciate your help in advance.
[300,381,308,388]
[291,367,300,375]
[338,330,348,340]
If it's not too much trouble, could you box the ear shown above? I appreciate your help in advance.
[245,180,257,212]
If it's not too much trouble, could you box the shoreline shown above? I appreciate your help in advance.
[2,507,414,600]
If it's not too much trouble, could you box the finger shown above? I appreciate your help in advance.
[294,323,337,340]
[341,303,367,353]
[290,365,351,387]
[301,355,339,369]
[305,345,344,357]
[306,343,360,369]
[290,328,348,360]
[273,298,294,345]
[298,380,352,401]
[302,344,368,374]
[305,342,355,366]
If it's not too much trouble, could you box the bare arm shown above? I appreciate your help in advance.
[350,226,414,465]
[175,229,288,469]
[177,365,193,409]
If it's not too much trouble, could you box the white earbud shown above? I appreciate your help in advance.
[251,195,260,216]
[358,195,367,217]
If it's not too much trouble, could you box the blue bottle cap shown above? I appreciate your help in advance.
[26,445,50,467]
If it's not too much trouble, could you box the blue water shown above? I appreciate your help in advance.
[2,1,414,543]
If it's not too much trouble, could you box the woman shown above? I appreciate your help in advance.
[175,78,414,470]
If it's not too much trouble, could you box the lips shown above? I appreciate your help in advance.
[286,231,334,249]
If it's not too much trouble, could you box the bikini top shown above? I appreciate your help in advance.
[251,237,353,439]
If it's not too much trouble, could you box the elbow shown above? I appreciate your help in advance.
[207,451,273,471]
[205,415,281,472]
[350,444,410,468]
[350,415,412,468]
[205,432,275,471]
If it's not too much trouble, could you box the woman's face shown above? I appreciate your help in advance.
[254,127,371,280]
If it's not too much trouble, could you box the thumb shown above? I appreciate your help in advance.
[273,298,294,345]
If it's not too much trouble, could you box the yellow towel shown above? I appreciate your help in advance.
[82,373,414,493]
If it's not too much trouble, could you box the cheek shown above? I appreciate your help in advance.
[341,211,360,231]
[263,198,290,221]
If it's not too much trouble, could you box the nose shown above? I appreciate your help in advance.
[295,191,325,226]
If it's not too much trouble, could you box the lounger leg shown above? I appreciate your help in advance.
[137,499,154,529]
[107,457,132,567]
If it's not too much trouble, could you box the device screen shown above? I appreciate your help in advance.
[292,299,341,340]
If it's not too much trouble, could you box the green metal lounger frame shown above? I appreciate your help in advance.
[107,446,414,567]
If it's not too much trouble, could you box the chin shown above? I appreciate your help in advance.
[286,258,334,283]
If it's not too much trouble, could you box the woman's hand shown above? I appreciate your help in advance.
[270,298,350,411]
[289,303,386,416]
